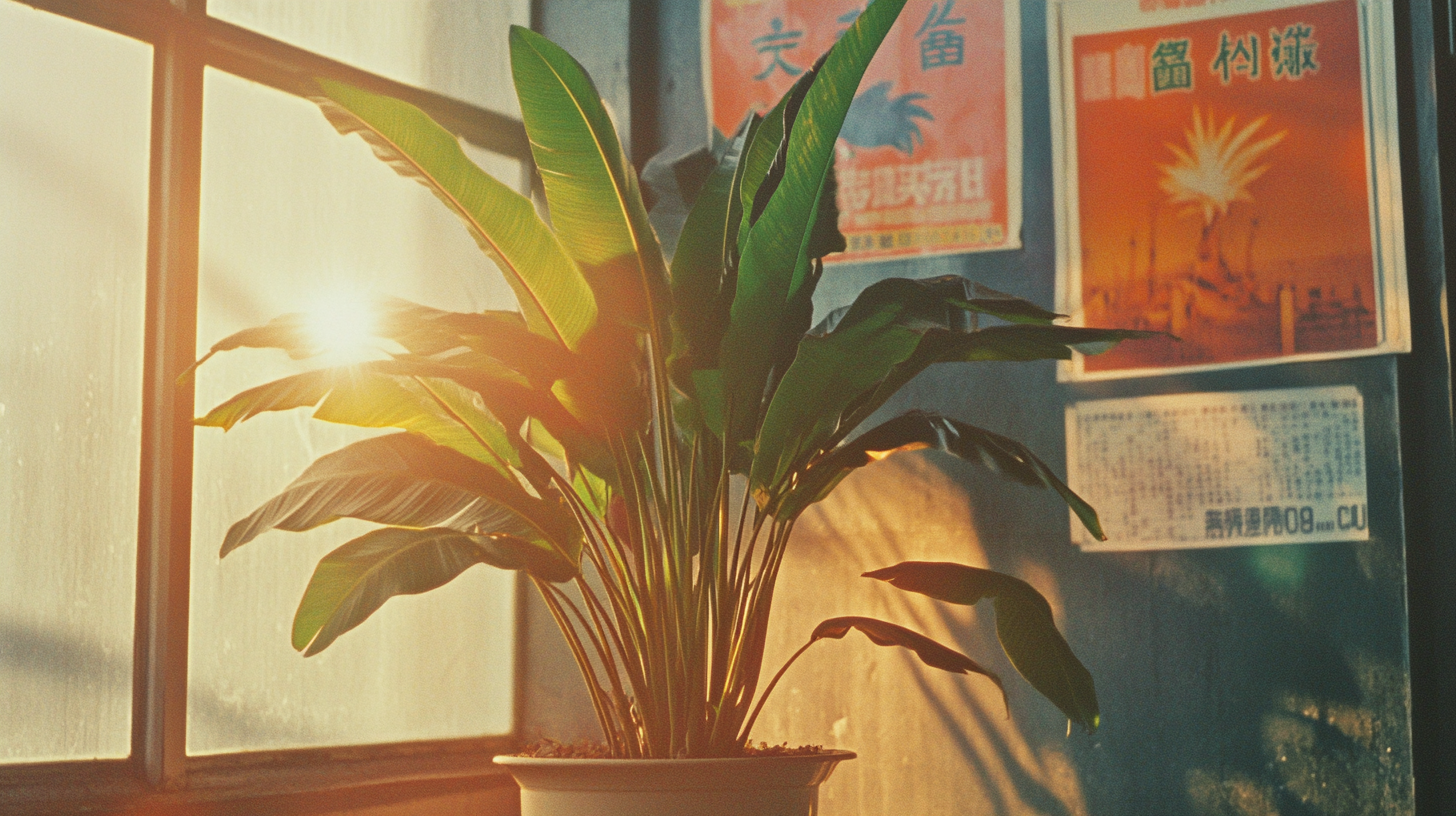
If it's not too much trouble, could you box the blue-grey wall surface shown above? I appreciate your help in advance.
[516,0,1454,812]
[616,1,1441,814]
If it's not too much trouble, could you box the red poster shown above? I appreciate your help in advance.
[704,0,1021,262]
[1053,0,1409,379]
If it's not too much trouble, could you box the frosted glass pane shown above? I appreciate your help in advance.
[189,69,523,754]
[0,3,150,763]
[209,0,529,118]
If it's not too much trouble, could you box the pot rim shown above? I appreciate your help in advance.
[494,748,856,768]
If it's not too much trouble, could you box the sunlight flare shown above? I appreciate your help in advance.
[303,289,378,362]
[1159,108,1285,224]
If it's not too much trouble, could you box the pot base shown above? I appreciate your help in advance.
[495,750,854,816]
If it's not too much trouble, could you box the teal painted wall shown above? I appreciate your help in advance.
[523,0,1454,812]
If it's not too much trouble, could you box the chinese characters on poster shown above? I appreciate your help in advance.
[1050,0,1408,379]
[704,0,1022,262]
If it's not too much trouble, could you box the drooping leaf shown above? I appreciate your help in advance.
[312,78,597,352]
[780,411,1103,540]
[508,26,670,345]
[179,313,314,382]
[195,367,335,431]
[810,616,1006,712]
[719,0,908,455]
[293,526,575,656]
[863,562,1099,734]
[828,276,1063,330]
[221,433,580,567]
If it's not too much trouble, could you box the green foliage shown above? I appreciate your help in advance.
[864,562,1100,734]
[193,0,1148,757]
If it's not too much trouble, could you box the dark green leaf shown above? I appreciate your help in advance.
[312,78,597,352]
[805,163,846,260]
[293,526,574,656]
[221,433,580,568]
[863,562,1099,734]
[669,115,754,393]
[735,98,787,257]
[781,411,1103,540]
[810,615,1006,712]
[746,58,822,229]
[719,0,908,455]
[751,276,1155,504]
[834,323,1157,441]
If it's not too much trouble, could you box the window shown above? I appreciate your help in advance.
[1,0,532,811]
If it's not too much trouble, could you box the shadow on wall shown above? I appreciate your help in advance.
[756,451,1411,816]
[0,618,326,754]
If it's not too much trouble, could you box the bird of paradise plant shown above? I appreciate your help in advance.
[190,0,1148,758]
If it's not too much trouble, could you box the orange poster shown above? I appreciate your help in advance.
[704,0,1021,262]
[1051,0,1408,379]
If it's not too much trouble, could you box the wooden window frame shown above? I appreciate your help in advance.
[1,1,533,812]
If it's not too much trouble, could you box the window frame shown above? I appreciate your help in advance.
[1,0,534,811]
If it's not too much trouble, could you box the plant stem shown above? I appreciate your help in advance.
[737,637,817,745]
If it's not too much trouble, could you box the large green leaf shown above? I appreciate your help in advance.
[863,562,1099,734]
[809,616,1005,711]
[221,433,580,567]
[314,374,524,476]
[312,78,597,352]
[195,363,529,479]
[834,323,1156,444]
[718,0,907,454]
[509,26,669,345]
[779,411,1102,540]
[196,367,335,431]
[751,277,1155,503]
[750,292,923,499]
[375,298,576,386]
[293,526,574,656]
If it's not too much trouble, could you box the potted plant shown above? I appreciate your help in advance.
[190,1,1148,813]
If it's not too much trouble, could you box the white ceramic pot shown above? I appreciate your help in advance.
[494,750,854,816]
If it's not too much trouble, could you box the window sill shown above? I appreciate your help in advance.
[0,738,521,816]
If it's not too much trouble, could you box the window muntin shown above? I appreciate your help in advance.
[207,0,529,117]
[0,1,152,763]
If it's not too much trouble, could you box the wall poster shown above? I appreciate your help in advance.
[1065,386,1370,551]
[704,0,1022,262]
[1048,0,1408,380]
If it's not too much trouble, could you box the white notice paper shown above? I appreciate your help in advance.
[1065,386,1369,551]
